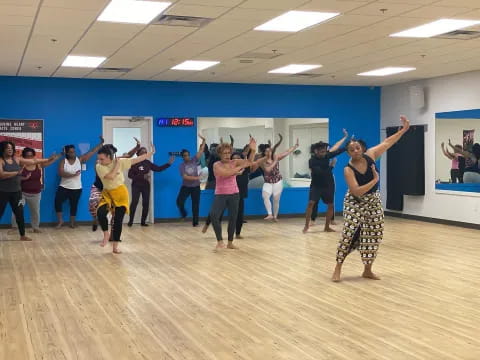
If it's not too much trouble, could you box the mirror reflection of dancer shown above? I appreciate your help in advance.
[128,149,174,227]
[89,138,140,232]
[96,143,155,254]
[441,140,464,183]
[303,129,348,233]
[332,116,410,282]
[176,135,206,227]
[55,136,104,229]
[260,135,299,222]
[210,138,256,250]
[0,141,58,241]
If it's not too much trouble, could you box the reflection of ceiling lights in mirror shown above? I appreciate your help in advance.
[255,11,339,32]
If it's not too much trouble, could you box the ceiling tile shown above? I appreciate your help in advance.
[165,3,232,18]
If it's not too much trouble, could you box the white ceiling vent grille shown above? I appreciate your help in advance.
[153,15,213,27]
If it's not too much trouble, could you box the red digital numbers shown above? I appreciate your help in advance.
[157,117,195,127]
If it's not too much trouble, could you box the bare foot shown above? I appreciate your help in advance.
[69,222,76,229]
[362,272,381,280]
[100,233,109,247]
[324,227,336,232]
[227,243,239,250]
[33,228,42,234]
[235,234,243,239]
[302,226,309,233]
[215,241,225,250]
[332,266,342,282]
[202,224,209,233]
[113,249,122,254]
[55,222,63,229]
[310,221,315,227]
[273,217,278,222]
[264,215,274,220]
[20,236,32,241]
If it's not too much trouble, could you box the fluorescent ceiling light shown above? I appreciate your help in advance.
[171,60,220,71]
[390,19,480,38]
[269,64,322,74]
[98,0,171,24]
[62,55,106,68]
[358,67,416,77]
[255,10,339,32]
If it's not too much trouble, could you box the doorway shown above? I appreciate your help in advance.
[102,116,154,224]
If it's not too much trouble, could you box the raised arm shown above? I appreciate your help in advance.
[151,156,175,172]
[277,138,299,161]
[329,129,348,152]
[271,134,283,157]
[79,136,104,163]
[40,153,62,168]
[441,143,454,160]
[345,165,379,197]
[18,153,59,166]
[131,144,155,166]
[366,116,410,160]
[196,134,206,160]
[119,137,141,159]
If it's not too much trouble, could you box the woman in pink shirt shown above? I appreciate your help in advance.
[441,141,464,183]
[211,138,256,250]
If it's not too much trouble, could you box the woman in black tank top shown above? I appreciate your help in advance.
[332,116,410,282]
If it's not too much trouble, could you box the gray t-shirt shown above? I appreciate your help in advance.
[180,159,200,187]
[0,158,21,192]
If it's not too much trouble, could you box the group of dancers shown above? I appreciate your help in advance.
[0,115,410,281]
[440,139,480,183]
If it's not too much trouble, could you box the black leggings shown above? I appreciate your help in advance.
[97,205,127,242]
[55,186,82,216]
[129,184,150,224]
[176,186,200,226]
[236,197,245,235]
[210,193,239,241]
[451,169,463,183]
[0,191,25,236]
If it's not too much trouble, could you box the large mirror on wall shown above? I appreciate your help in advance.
[435,111,480,193]
[197,117,329,190]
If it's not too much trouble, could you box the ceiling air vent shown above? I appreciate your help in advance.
[153,15,213,27]
[237,51,283,60]
[289,73,323,78]
[239,59,254,64]
[434,30,480,40]
[96,67,131,73]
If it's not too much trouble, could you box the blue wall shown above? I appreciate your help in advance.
[0,76,380,224]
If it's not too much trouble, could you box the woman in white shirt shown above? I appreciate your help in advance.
[55,136,104,228]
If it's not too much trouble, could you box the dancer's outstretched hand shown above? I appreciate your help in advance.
[399,115,410,133]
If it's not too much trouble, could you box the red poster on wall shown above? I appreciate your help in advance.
[0,119,44,158]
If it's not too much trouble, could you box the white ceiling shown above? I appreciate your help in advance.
[2,0,480,86]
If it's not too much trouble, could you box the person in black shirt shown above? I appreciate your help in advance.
[332,116,410,282]
[127,148,174,226]
[231,145,265,238]
[303,129,348,233]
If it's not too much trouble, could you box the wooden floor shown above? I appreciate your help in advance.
[1,217,479,360]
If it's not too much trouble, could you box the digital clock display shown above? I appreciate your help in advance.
[157,117,195,127]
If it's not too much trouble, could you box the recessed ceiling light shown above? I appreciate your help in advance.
[171,60,220,71]
[62,55,106,68]
[390,19,480,38]
[98,0,171,24]
[255,11,339,32]
[269,64,322,74]
[358,67,416,76]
